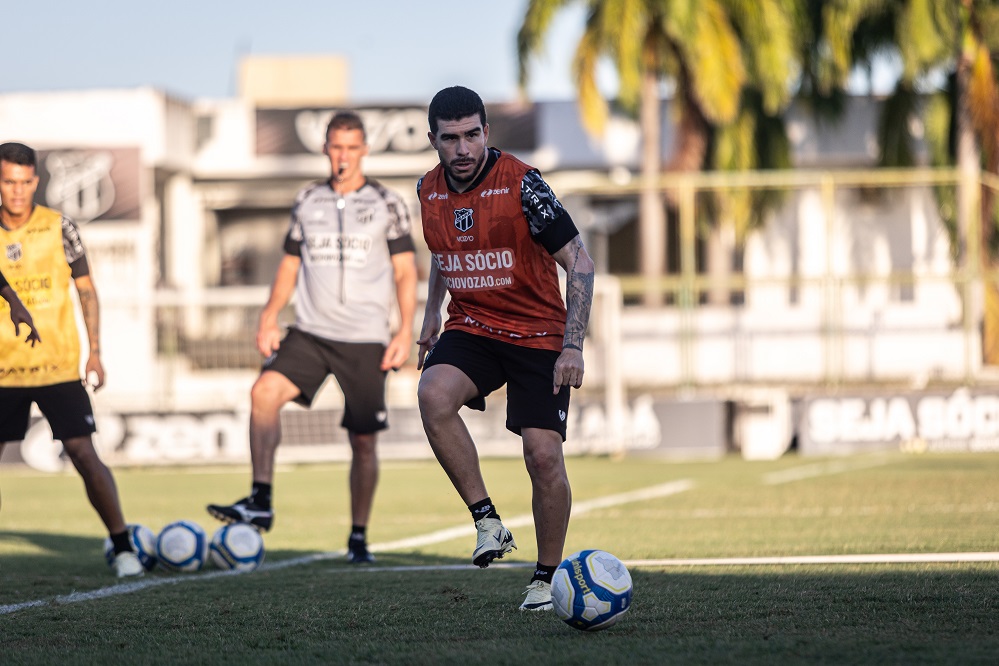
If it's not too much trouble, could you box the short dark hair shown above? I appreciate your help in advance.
[428,86,487,134]
[0,142,36,168]
[325,111,366,142]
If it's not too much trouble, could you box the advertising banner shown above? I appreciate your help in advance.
[0,394,722,471]
[798,389,999,455]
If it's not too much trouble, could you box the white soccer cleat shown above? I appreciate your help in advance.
[519,580,554,611]
[113,551,144,578]
[472,517,516,568]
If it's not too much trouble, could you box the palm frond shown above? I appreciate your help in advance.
[573,25,611,136]
[722,0,798,114]
[517,0,576,89]
[877,82,920,167]
[667,0,745,124]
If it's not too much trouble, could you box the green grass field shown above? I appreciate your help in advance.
[2,452,998,665]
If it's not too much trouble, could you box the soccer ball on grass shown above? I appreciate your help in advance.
[210,523,265,572]
[551,549,633,631]
[156,520,209,572]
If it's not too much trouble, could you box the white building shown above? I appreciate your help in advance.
[0,75,980,468]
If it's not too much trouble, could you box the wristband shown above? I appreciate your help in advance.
[563,343,582,352]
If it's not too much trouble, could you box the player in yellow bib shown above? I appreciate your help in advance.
[0,142,142,578]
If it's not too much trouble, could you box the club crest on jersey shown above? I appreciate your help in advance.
[356,207,374,225]
[454,208,474,233]
[6,243,22,261]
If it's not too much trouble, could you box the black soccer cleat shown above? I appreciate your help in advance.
[206,497,273,532]
[346,536,375,564]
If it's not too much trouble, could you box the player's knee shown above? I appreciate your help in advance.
[61,436,100,467]
[417,378,452,419]
[250,375,291,410]
[524,446,564,479]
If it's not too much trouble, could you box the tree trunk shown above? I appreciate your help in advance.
[639,68,666,306]
[955,6,990,362]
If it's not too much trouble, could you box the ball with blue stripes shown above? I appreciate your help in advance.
[210,523,265,572]
[552,550,633,631]
[156,520,209,572]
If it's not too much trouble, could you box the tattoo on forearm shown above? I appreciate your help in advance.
[78,287,101,353]
[564,238,593,349]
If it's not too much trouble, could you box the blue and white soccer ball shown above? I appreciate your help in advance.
[156,520,209,572]
[210,523,265,572]
[552,549,633,631]
[103,523,158,572]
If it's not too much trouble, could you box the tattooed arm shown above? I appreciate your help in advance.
[75,275,105,390]
[551,235,595,393]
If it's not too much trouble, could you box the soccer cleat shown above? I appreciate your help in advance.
[346,536,375,564]
[206,497,273,532]
[472,517,516,568]
[519,580,553,611]
[112,551,144,579]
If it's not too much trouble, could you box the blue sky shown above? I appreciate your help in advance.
[4,1,899,105]
[3,1,586,104]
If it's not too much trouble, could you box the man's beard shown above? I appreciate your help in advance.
[446,153,484,187]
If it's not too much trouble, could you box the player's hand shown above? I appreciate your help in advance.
[381,330,412,371]
[416,332,439,370]
[10,305,41,346]
[86,355,106,391]
[256,324,282,357]
[416,315,441,371]
[553,346,584,394]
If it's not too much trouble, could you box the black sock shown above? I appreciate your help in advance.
[250,482,272,510]
[468,497,500,522]
[349,525,366,543]
[532,562,557,584]
[110,529,133,555]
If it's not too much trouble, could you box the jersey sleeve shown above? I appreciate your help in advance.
[521,170,579,254]
[284,192,306,257]
[384,189,416,255]
[61,216,91,278]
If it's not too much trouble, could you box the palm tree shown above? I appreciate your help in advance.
[519,0,797,306]
[816,0,999,362]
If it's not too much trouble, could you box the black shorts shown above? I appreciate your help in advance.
[263,327,388,434]
[0,381,96,442]
[422,330,571,440]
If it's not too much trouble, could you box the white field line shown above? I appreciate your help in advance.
[623,552,999,566]
[0,479,694,617]
[341,552,999,573]
[369,479,695,553]
[762,455,894,485]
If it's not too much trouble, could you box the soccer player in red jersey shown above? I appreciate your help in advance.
[417,86,595,611]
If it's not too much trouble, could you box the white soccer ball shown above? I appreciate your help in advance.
[103,523,158,572]
[156,520,209,572]
[210,523,265,572]
[551,549,633,631]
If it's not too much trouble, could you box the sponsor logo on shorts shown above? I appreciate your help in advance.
[559,410,566,422]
